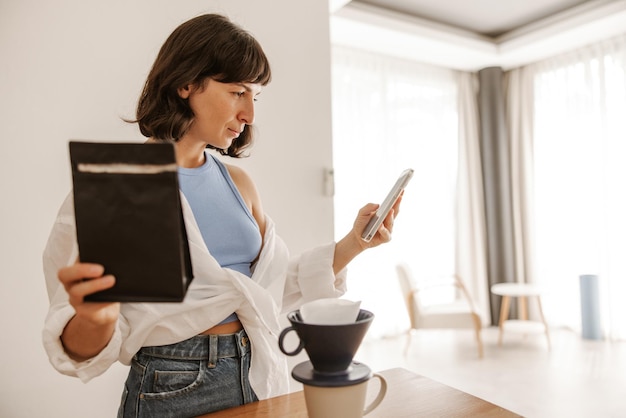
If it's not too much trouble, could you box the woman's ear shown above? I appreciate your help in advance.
[177,85,191,99]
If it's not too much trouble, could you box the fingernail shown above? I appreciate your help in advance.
[87,264,104,275]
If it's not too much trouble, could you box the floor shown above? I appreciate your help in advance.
[349,326,626,418]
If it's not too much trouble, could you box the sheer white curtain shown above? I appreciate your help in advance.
[456,72,490,324]
[331,46,486,337]
[517,35,626,340]
[506,68,537,288]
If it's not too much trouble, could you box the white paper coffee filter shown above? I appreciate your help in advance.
[300,298,361,325]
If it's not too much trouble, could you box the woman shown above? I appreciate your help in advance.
[42,13,401,418]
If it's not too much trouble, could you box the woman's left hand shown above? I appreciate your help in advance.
[353,192,403,250]
[332,193,404,274]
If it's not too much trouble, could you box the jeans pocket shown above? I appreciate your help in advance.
[141,359,203,400]
[153,370,199,393]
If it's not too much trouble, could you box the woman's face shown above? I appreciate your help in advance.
[179,78,262,150]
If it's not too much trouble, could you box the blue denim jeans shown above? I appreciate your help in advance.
[117,329,257,418]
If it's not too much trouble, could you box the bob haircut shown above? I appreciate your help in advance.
[133,14,271,157]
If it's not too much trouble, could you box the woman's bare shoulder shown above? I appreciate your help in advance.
[223,162,266,231]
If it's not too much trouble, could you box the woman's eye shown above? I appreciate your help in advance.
[234,91,245,97]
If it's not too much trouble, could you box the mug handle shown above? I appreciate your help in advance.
[363,373,387,415]
[278,326,305,356]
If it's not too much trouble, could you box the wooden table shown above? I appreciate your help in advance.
[200,367,521,417]
[491,282,551,350]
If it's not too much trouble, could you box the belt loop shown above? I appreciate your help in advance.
[208,335,218,369]
[237,329,249,357]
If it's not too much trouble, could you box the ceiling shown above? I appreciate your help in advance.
[350,0,590,38]
[330,0,626,70]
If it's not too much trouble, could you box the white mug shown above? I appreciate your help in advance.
[301,373,387,418]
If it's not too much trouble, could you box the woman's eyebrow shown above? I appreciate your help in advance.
[234,82,252,91]
[235,82,262,94]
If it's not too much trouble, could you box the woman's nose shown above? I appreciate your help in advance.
[238,98,255,125]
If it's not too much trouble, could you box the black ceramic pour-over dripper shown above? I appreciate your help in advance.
[278,309,374,374]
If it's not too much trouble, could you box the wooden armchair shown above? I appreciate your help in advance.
[396,263,484,358]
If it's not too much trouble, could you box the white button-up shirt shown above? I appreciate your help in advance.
[42,193,347,400]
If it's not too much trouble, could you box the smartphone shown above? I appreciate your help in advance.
[361,168,414,242]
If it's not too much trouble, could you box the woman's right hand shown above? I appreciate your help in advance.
[58,262,120,324]
[58,262,120,360]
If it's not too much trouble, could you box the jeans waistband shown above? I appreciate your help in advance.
[139,329,250,366]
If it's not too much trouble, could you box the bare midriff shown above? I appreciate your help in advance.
[199,320,243,335]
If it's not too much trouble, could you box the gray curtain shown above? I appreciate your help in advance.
[477,67,517,324]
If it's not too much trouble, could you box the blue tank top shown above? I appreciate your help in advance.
[178,153,262,323]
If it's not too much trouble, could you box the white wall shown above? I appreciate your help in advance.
[0,1,334,416]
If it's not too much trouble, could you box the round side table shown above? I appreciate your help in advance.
[491,283,551,350]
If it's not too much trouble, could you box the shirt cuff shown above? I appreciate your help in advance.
[42,304,122,383]
[297,242,348,301]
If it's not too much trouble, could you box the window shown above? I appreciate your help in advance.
[532,39,626,340]
[331,46,459,337]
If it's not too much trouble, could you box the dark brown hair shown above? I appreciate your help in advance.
[132,14,271,157]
